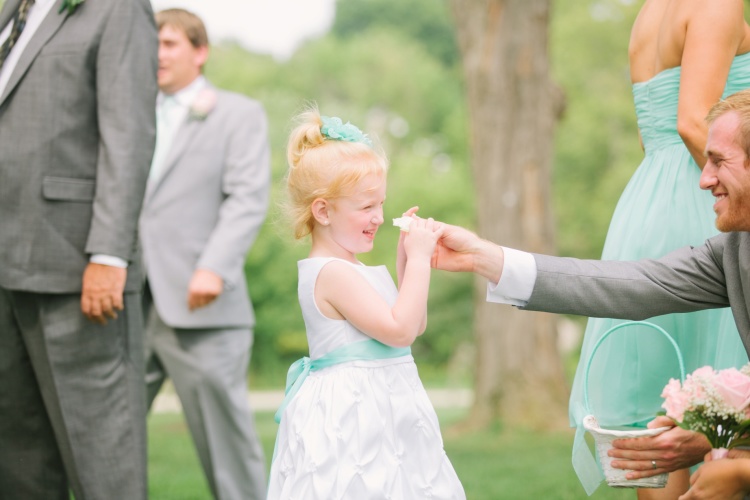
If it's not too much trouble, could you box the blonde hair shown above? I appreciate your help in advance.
[156,9,209,48]
[285,107,388,239]
[706,89,750,159]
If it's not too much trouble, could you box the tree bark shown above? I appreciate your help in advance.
[450,0,568,430]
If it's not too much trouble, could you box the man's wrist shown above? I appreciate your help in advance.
[473,240,504,283]
[90,254,128,268]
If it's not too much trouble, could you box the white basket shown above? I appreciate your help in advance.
[582,321,686,489]
[583,415,670,488]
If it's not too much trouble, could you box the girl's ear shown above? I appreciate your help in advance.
[311,198,330,226]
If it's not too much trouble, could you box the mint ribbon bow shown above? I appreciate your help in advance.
[274,339,411,424]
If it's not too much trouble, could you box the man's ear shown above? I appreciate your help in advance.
[195,45,209,70]
[311,198,330,225]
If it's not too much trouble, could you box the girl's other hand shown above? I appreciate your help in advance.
[404,217,444,261]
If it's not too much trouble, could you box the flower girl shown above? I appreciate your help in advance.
[267,108,465,499]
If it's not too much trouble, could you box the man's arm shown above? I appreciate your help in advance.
[524,236,731,319]
[81,0,157,323]
[86,0,157,259]
[188,97,271,309]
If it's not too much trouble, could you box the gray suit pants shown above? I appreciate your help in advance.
[0,288,146,500]
[144,300,267,500]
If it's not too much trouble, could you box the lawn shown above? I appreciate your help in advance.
[148,410,633,499]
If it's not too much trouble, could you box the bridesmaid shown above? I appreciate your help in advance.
[568,1,750,498]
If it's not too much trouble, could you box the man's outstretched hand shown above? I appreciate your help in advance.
[432,223,504,283]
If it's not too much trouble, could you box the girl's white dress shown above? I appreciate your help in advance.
[267,257,465,500]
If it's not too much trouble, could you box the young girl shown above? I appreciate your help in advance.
[267,109,465,499]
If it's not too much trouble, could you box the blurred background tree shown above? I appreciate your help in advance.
[451,0,570,431]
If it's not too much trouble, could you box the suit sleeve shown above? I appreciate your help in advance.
[196,98,271,287]
[523,234,731,319]
[85,0,158,261]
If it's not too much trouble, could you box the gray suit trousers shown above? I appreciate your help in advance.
[144,294,266,500]
[0,289,146,500]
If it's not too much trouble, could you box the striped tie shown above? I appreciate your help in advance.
[0,0,36,69]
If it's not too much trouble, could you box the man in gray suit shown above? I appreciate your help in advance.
[432,89,750,498]
[0,0,157,498]
[140,9,269,500]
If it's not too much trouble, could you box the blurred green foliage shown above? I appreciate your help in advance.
[206,0,474,385]
[197,0,750,386]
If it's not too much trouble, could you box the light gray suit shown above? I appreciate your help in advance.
[523,231,750,356]
[140,82,270,500]
[0,0,157,498]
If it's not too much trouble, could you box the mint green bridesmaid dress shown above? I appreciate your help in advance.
[569,53,750,436]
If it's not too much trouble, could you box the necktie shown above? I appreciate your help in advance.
[149,95,180,182]
[0,0,36,70]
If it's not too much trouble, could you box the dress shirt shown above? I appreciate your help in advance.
[485,246,537,306]
[149,75,206,180]
[0,0,56,96]
[158,74,206,121]
[0,0,128,268]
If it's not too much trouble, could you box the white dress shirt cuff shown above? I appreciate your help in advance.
[90,254,129,269]
[486,247,536,306]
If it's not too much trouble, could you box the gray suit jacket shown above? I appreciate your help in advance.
[0,0,158,293]
[140,85,270,329]
[524,231,750,355]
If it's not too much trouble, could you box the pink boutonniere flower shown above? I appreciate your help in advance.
[189,88,217,120]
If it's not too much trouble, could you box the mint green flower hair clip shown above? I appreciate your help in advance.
[321,116,373,147]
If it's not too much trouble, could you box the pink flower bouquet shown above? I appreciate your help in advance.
[661,363,750,455]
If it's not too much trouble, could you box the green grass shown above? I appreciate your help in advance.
[148,410,633,500]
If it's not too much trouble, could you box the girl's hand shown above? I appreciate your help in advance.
[404,216,444,261]
[397,207,419,286]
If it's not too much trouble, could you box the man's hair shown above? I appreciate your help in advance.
[706,89,750,159]
[155,9,209,49]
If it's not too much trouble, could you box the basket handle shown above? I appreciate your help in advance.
[582,320,686,415]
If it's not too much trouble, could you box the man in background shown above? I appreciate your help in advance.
[140,9,270,499]
[0,0,158,498]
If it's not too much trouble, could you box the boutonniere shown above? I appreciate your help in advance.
[189,88,218,120]
[59,0,85,15]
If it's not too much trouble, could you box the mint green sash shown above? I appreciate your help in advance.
[274,339,411,424]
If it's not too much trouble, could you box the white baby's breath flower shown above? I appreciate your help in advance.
[392,217,413,232]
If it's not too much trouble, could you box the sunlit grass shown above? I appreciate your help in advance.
[148,410,632,499]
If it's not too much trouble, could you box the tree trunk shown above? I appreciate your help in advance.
[450,0,568,430]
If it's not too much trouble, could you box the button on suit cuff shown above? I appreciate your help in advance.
[90,254,128,268]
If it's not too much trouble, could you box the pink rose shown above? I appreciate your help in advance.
[661,378,690,422]
[190,88,217,119]
[713,368,750,411]
[684,366,716,400]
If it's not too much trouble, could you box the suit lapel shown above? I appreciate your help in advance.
[0,0,67,106]
[144,118,200,203]
[144,83,219,205]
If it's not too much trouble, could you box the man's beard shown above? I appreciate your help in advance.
[716,193,750,232]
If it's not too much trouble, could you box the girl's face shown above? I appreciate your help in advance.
[326,173,386,256]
